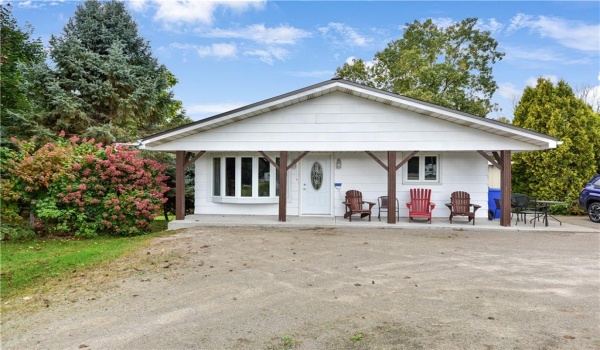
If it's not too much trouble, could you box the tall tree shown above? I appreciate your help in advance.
[512,78,600,208]
[0,4,47,144]
[336,18,504,116]
[28,0,189,143]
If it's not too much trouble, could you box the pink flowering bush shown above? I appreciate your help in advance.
[1,134,169,237]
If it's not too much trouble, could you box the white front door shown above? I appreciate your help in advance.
[301,155,331,215]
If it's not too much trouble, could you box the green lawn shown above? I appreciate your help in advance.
[1,220,171,300]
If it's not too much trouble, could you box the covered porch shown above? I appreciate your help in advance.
[167,214,596,233]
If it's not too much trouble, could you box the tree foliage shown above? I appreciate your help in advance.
[1,134,169,238]
[336,18,504,116]
[25,0,190,143]
[511,78,600,210]
[0,3,47,144]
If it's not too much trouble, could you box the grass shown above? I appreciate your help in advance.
[1,219,171,301]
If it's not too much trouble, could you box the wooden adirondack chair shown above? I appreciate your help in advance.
[343,190,376,222]
[446,191,481,225]
[406,188,435,224]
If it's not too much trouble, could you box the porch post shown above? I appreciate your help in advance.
[500,150,512,227]
[279,151,288,222]
[387,151,397,224]
[175,151,186,220]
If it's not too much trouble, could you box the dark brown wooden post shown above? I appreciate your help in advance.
[175,151,186,220]
[387,151,397,224]
[500,150,512,227]
[279,151,288,222]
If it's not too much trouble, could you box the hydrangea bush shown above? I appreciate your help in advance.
[1,133,169,237]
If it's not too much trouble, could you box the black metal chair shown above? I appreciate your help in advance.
[377,196,399,222]
[511,194,541,226]
[494,197,501,220]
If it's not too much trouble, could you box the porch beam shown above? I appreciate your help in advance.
[258,151,279,170]
[500,150,512,227]
[492,151,502,164]
[279,151,288,222]
[175,151,205,220]
[395,151,418,171]
[387,151,397,224]
[175,151,186,220]
[478,151,502,171]
[287,151,310,171]
[184,151,205,169]
[365,151,388,171]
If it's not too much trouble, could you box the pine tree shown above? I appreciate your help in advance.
[30,0,189,143]
[512,78,600,209]
[0,4,47,144]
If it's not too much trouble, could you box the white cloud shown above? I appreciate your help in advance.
[187,102,248,120]
[244,47,288,65]
[526,75,558,87]
[318,22,372,47]
[344,56,375,68]
[497,82,522,101]
[476,18,503,34]
[577,85,600,112]
[503,45,590,65]
[129,0,266,26]
[198,43,237,58]
[201,24,311,45]
[507,13,600,52]
[430,17,454,29]
[171,42,237,58]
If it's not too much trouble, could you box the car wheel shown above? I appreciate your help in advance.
[588,202,600,223]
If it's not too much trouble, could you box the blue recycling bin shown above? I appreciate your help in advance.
[488,188,501,219]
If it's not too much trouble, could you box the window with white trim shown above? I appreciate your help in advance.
[212,156,280,202]
[404,154,440,183]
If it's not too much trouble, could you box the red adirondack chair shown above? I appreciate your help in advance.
[406,188,435,224]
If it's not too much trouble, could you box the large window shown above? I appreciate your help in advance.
[405,154,440,183]
[213,156,280,201]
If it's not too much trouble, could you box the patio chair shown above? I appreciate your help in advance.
[406,188,435,224]
[511,194,541,226]
[343,190,376,222]
[377,196,399,222]
[446,191,481,225]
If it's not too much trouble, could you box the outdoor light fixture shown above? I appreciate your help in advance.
[336,158,342,169]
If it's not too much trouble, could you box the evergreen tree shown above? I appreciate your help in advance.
[29,0,189,143]
[512,78,600,209]
[0,4,47,144]
[336,18,504,116]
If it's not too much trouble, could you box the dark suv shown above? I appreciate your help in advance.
[579,174,600,223]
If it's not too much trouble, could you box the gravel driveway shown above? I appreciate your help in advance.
[2,224,599,349]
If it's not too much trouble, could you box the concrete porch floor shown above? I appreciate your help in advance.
[168,214,599,233]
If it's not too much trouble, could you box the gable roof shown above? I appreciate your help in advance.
[140,78,560,150]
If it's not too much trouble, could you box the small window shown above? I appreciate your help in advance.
[225,157,235,196]
[241,157,253,197]
[212,158,221,196]
[258,158,270,197]
[404,155,440,183]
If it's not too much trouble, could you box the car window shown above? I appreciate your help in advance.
[593,178,600,187]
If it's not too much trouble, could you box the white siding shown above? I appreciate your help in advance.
[193,151,489,219]
[149,92,544,152]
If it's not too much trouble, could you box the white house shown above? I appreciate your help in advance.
[139,78,560,227]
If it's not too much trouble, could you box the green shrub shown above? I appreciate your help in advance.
[1,134,169,238]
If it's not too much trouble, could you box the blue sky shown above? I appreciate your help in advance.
[8,0,600,121]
